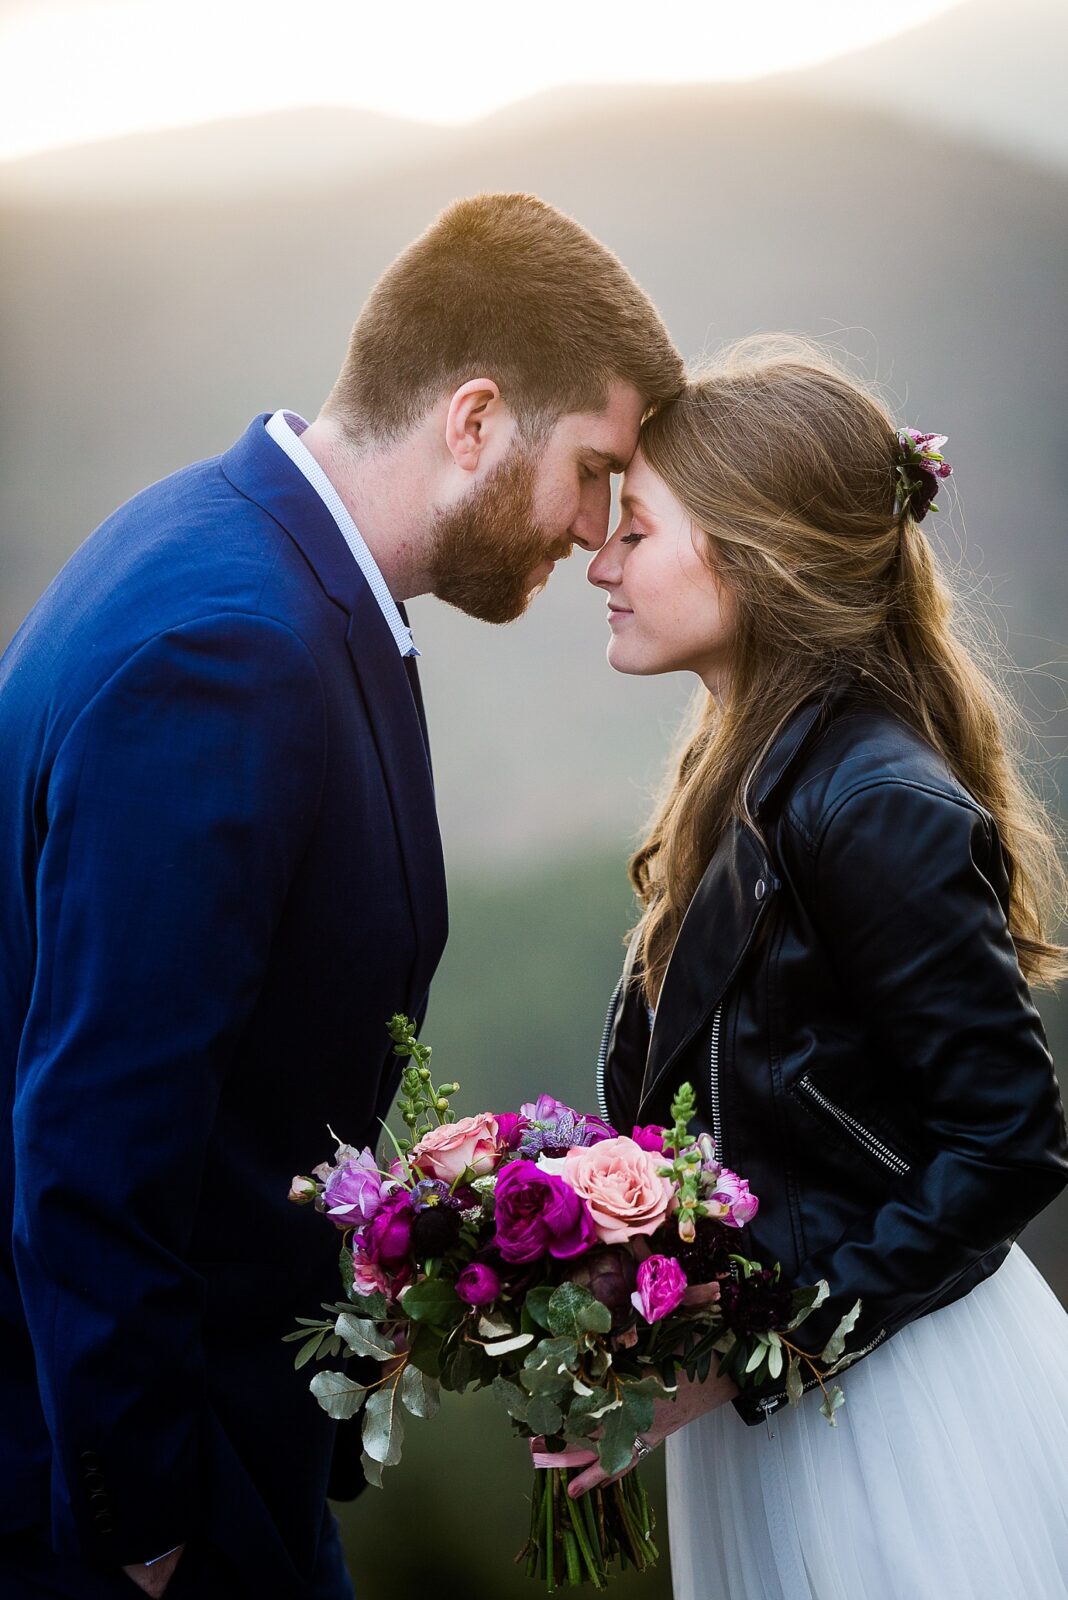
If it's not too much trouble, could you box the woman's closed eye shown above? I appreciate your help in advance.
[620,531,645,545]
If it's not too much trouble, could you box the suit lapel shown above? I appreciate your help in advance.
[220,417,448,1009]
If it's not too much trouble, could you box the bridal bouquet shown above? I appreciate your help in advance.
[288,1017,859,1591]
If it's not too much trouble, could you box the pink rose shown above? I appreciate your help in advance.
[561,1136,674,1245]
[410,1113,502,1184]
[631,1255,688,1323]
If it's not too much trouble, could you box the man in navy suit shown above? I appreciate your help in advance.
[0,194,682,1597]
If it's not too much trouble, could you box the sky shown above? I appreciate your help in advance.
[0,0,962,162]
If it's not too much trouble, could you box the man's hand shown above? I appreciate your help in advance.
[567,1368,739,1499]
[122,1544,185,1596]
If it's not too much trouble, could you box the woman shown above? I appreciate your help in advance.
[572,340,1068,1598]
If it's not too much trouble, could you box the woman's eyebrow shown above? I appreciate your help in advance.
[619,491,651,513]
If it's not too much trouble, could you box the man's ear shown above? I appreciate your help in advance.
[444,378,505,472]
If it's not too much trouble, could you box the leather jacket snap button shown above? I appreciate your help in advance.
[754,878,767,901]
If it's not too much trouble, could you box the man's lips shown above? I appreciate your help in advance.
[607,604,633,624]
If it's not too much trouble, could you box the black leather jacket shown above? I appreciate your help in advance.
[599,681,1068,1425]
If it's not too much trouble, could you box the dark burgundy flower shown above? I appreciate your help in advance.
[718,1269,794,1336]
[654,1216,734,1284]
[411,1203,462,1256]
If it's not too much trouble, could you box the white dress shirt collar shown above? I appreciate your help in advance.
[265,409,419,658]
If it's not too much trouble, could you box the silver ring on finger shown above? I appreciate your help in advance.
[632,1435,653,1461]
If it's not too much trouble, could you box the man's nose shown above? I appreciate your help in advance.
[570,505,611,554]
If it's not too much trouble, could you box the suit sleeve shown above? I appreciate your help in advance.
[11,612,327,1564]
[781,778,1067,1369]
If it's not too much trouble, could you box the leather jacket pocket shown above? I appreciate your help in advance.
[793,1074,911,1177]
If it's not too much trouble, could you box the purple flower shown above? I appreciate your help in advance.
[706,1168,759,1229]
[363,1191,415,1268]
[493,1161,598,1262]
[631,1255,688,1323]
[895,428,953,522]
[517,1095,617,1158]
[494,1113,529,1152]
[631,1124,667,1154]
[455,1263,502,1306]
[318,1147,385,1230]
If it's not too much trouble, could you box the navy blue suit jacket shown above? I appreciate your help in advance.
[0,417,448,1591]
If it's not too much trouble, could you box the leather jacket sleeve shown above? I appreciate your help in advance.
[775,775,1068,1370]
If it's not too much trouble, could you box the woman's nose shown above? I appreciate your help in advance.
[587,527,623,589]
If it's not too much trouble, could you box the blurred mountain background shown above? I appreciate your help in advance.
[1,0,1066,1592]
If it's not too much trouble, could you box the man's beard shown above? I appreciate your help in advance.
[426,443,572,624]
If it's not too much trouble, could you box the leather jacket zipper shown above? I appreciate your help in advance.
[797,1075,910,1176]
[708,1004,724,1157]
[595,976,624,1124]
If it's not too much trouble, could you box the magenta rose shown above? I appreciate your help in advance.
[455,1263,502,1306]
[631,1255,688,1323]
[318,1147,386,1229]
[631,1124,666,1154]
[363,1190,415,1268]
[493,1161,597,1262]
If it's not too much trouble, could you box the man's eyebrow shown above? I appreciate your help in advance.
[585,447,627,473]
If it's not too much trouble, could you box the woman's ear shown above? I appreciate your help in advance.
[444,378,505,472]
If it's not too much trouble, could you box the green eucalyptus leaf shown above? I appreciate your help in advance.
[293,1331,326,1370]
[491,1375,530,1422]
[785,1359,805,1406]
[400,1362,441,1420]
[768,1341,784,1381]
[597,1401,639,1477]
[621,1390,655,1437]
[441,1339,479,1393]
[484,1331,535,1357]
[745,1341,768,1376]
[407,1322,443,1379]
[525,1395,564,1436]
[334,1312,396,1361]
[360,1450,384,1489]
[338,1244,355,1297]
[547,1283,603,1338]
[363,1379,406,1465]
[348,1288,389,1320]
[402,1278,464,1327]
[576,1299,613,1335]
[819,1300,863,1366]
[477,1311,515,1340]
[309,1370,367,1421]
[819,1384,846,1426]
[525,1284,555,1330]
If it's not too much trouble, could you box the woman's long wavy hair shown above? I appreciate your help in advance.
[630,337,1066,1004]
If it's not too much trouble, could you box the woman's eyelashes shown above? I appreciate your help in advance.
[620,530,645,545]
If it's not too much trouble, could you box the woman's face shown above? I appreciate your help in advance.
[587,449,736,693]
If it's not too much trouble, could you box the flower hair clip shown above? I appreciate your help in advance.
[894,428,953,522]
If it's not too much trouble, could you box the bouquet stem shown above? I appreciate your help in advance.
[519,1468,658,1590]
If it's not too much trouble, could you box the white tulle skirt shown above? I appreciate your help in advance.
[666,1245,1068,1600]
